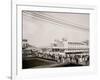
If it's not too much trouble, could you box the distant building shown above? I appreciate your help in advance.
[51,38,68,48]
[66,41,89,53]
[49,38,89,53]
[22,39,29,49]
[68,41,89,49]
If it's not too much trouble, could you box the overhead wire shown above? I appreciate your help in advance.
[23,11,89,31]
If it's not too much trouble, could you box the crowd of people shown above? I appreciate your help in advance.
[29,49,89,65]
[22,47,89,66]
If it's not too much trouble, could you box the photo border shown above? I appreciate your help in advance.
[12,2,98,80]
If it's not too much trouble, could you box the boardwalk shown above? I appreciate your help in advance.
[22,57,57,69]
[22,56,88,69]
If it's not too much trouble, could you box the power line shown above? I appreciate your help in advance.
[23,11,89,31]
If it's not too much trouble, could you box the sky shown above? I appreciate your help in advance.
[22,11,89,47]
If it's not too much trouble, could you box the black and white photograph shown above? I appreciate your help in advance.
[22,11,89,69]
